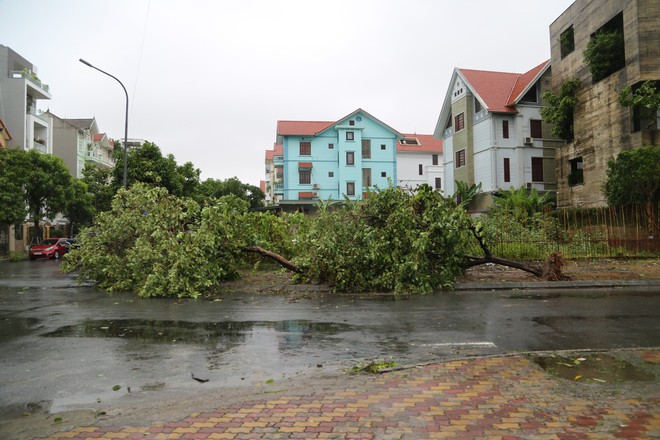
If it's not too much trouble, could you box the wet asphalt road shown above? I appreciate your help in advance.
[0,259,659,419]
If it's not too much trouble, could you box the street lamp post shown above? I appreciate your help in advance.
[79,59,129,188]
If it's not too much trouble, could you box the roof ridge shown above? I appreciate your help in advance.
[458,67,522,76]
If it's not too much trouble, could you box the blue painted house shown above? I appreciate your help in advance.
[273,109,402,210]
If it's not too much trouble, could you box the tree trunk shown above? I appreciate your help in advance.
[240,246,301,273]
[32,209,41,243]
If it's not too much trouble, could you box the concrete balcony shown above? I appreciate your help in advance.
[85,149,114,167]
[11,70,51,100]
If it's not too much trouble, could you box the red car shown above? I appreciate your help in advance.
[29,238,70,260]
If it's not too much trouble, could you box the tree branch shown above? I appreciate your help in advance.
[240,246,301,273]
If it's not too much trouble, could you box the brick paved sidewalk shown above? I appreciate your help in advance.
[40,350,660,439]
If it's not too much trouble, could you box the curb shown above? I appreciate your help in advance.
[453,279,660,291]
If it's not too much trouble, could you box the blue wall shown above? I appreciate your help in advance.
[282,111,398,201]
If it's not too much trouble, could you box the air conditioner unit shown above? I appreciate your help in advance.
[312,192,319,198]
[312,184,320,190]
[526,182,533,189]
[523,137,533,144]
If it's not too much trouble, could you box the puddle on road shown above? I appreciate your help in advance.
[43,319,353,345]
[0,317,41,341]
[531,353,656,383]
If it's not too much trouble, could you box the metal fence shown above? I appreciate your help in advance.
[485,204,659,260]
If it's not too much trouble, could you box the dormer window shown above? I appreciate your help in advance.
[400,137,420,145]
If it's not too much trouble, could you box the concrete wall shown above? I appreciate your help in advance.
[550,0,660,208]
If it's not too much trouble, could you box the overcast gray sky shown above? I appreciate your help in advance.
[2,0,574,186]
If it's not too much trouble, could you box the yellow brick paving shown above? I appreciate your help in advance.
[40,350,659,439]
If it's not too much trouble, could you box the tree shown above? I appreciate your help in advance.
[541,78,580,142]
[0,148,72,241]
[619,80,660,144]
[81,164,115,213]
[583,29,625,83]
[292,185,473,293]
[453,181,482,209]
[197,177,265,209]
[604,145,660,236]
[112,141,201,197]
[62,183,297,298]
[491,186,553,221]
[63,179,95,236]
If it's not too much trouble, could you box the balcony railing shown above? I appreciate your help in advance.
[27,106,50,123]
[273,155,284,162]
[11,70,50,93]
[32,142,47,153]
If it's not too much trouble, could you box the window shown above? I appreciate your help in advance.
[361,139,371,159]
[299,169,311,184]
[299,141,311,155]
[418,164,423,175]
[434,177,442,189]
[520,85,538,103]
[346,131,354,141]
[432,154,439,165]
[445,114,452,129]
[503,158,510,183]
[328,143,334,149]
[346,151,355,166]
[346,181,355,196]
[474,98,482,113]
[381,171,387,177]
[381,144,386,150]
[531,157,544,182]
[502,120,509,139]
[585,13,625,83]
[349,120,355,126]
[530,119,543,138]
[455,149,466,168]
[362,168,371,187]
[560,26,575,59]
[454,113,465,131]
[569,157,584,186]
[329,171,334,178]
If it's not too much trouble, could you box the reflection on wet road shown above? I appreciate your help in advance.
[0,260,659,418]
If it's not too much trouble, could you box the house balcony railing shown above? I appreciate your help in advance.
[273,155,284,163]
[32,141,47,153]
[11,70,50,93]
[273,183,284,193]
[27,106,50,123]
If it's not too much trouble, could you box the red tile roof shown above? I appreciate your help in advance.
[397,134,443,153]
[265,143,283,161]
[93,133,105,142]
[459,60,549,114]
[507,60,550,106]
[277,120,334,136]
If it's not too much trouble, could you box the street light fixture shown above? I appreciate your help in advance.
[79,58,129,188]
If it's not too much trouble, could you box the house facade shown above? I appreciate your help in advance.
[396,134,444,192]
[49,115,114,178]
[263,143,283,206]
[434,61,562,212]
[549,0,660,208]
[273,109,402,210]
[0,45,52,154]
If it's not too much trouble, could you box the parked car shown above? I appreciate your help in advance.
[29,238,70,260]
[65,238,80,250]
